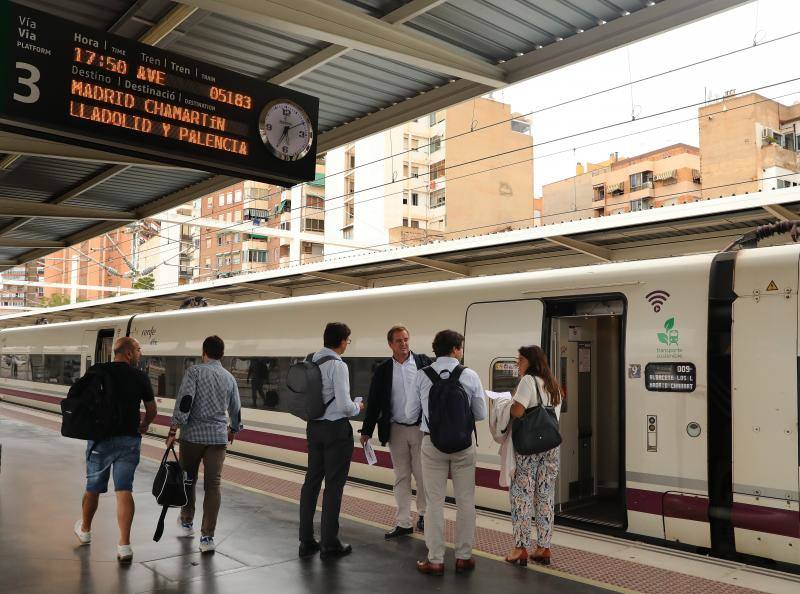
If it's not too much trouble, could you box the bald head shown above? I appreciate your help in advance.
[113,337,142,366]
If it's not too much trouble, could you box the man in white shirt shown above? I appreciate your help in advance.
[360,326,431,538]
[406,330,487,576]
[298,322,364,560]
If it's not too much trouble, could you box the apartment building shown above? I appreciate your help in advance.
[194,172,325,282]
[0,260,43,312]
[139,204,201,290]
[699,92,800,198]
[542,144,701,224]
[324,97,534,256]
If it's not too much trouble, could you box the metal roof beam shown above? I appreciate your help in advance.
[0,238,65,248]
[545,236,612,262]
[235,282,292,296]
[0,198,136,221]
[269,0,447,86]
[303,271,368,288]
[184,0,506,88]
[138,4,197,45]
[762,203,796,222]
[402,255,470,277]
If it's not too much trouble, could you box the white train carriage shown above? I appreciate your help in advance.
[1,243,798,567]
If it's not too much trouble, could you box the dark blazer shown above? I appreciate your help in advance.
[360,352,432,446]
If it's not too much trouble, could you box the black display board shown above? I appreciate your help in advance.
[0,1,319,186]
[645,362,696,392]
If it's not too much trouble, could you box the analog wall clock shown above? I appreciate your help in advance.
[258,99,314,161]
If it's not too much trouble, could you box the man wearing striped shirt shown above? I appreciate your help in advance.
[165,335,242,553]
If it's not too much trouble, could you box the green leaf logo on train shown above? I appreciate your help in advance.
[657,318,679,346]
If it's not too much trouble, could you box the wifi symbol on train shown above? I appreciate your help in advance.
[646,290,670,313]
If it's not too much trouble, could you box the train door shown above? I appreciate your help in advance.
[548,298,626,528]
[463,298,544,393]
[729,249,799,565]
[82,328,116,372]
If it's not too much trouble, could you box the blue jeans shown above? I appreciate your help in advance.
[85,435,142,493]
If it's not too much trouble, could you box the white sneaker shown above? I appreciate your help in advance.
[199,536,215,553]
[177,516,195,538]
[73,520,91,545]
[117,544,133,564]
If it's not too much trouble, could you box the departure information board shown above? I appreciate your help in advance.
[0,1,319,186]
[645,362,696,392]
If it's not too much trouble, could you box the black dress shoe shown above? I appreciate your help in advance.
[298,540,320,557]
[385,526,413,539]
[320,542,352,560]
[416,516,424,532]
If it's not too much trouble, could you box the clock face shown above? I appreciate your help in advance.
[258,100,314,162]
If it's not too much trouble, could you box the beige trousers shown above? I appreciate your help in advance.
[388,423,426,528]
[421,436,476,563]
[178,441,227,537]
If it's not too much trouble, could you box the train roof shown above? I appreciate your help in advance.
[1,187,799,329]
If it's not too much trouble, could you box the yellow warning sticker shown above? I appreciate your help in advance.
[766,280,779,291]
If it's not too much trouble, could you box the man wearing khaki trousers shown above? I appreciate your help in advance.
[406,330,487,576]
[361,325,431,538]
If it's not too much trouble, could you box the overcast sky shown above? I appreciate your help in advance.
[485,0,800,195]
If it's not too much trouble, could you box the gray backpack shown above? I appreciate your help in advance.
[286,354,336,421]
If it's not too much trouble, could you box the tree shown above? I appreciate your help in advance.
[133,274,155,290]
[43,294,70,308]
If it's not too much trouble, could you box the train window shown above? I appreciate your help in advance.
[41,354,81,385]
[0,354,33,381]
[491,359,519,392]
[136,354,382,420]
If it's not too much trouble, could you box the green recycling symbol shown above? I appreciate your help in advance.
[657,318,679,345]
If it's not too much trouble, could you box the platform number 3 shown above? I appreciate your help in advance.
[14,62,41,104]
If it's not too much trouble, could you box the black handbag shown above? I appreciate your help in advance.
[151,445,189,542]
[511,377,562,455]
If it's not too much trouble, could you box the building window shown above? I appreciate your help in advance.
[403,164,409,177]
[234,190,242,202]
[430,160,445,180]
[247,250,268,263]
[429,113,436,126]
[410,219,420,228]
[303,218,325,232]
[430,135,442,153]
[226,192,233,204]
[402,192,408,205]
[217,235,224,246]
[411,166,419,178]
[343,227,353,239]
[306,195,324,209]
[204,258,210,269]
[402,218,409,227]
[218,194,225,206]
[232,252,241,265]
[630,199,649,211]
[592,185,605,202]
[234,211,242,222]
[280,221,291,231]
[207,196,213,209]
[411,192,419,206]
[429,188,445,208]
[629,171,653,191]
[511,119,530,134]
[777,179,799,188]
[205,237,211,249]
[233,233,241,243]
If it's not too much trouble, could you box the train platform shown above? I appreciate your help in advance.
[1,402,799,594]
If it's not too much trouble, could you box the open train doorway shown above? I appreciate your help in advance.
[547,297,626,529]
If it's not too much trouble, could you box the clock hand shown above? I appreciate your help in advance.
[277,125,290,146]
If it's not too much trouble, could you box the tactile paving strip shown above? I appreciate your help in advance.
[1,406,766,594]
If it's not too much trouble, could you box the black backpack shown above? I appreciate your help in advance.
[286,354,336,421]
[60,366,118,441]
[423,365,476,454]
[152,445,189,542]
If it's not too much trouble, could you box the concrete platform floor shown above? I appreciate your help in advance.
[0,415,609,594]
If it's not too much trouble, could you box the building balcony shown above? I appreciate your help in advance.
[388,225,443,247]
[408,149,429,164]
[627,184,655,202]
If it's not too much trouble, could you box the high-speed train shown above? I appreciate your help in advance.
[1,241,798,567]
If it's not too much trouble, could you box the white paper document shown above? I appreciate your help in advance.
[363,440,378,465]
[485,390,512,401]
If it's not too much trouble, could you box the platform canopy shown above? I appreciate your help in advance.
[0,0,750,271]
[0,185,796,328]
